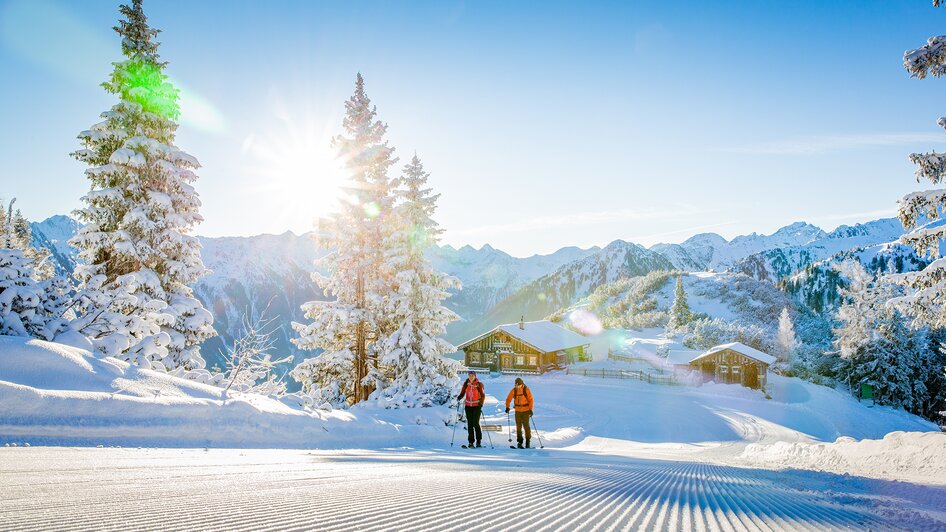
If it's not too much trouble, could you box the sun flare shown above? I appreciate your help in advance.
[241,110,348,233]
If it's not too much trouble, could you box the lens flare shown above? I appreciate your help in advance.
[568,309,603,335]
[363,202,380,219]
[407,224,431,250]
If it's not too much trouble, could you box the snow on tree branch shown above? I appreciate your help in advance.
[904,36,946,79]
[224,303,293,397]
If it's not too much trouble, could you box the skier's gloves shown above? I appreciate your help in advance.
[505,407,510,413]
[528,410,533,417]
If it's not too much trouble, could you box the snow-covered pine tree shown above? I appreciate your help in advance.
[918,328,946,421]
[292,73,398,406]
[69,0,215,372]
[896,4,946,325]
[0,199,53,280]
[667,275,691,332]
[833,262,883,391]
[776,307,800,364]
[833,261,942,415]
[0,200,70,340]
[873,305,917,410]
[375,154,461,407]
[0,249,47,338]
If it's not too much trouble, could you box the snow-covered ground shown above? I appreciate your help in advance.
[2,335,945,529]
[3,446,946,531]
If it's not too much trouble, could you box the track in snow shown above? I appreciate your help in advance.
[1,447,944,531]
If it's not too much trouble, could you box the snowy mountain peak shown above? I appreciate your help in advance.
[680,232,729,248]
[826,218,902,240]
[771,221,827,241]
[29,215,83,275]
[654,221,829,272]
[730,218,911,283]
[32,215,80,240]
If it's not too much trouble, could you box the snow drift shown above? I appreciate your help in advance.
[740,431,946,484]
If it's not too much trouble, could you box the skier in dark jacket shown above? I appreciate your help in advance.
[505,378,534,448]
[457,370,485,448]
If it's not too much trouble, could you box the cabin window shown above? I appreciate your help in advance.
[515,355,525,366]
[469,353,480,364]
[529,355,537,366]
[719,365,729,374]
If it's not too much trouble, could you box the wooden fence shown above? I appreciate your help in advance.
[608,352,639,364]
[565,367,677,386]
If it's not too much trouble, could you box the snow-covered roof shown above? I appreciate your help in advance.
[689,342,777,365]
[457,320,590,353]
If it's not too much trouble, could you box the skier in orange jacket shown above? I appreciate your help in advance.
[504,377,534,448]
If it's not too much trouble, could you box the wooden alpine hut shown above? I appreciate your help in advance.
[687,342,775,389]
[458,318,591,375]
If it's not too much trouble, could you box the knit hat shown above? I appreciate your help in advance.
[515,377,524,385]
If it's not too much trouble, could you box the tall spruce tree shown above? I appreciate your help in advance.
[292,74,398,407]
[888,0,946,422]
[667,275,691,331]
[375,154,461,407]
[834,262,887,396]
[69,0,215,371]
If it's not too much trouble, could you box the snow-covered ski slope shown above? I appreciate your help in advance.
[2,336,946,529]
[1,336,935,457]
[3,446,945,531]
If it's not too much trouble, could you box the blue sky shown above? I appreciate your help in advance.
[1,0,944,257]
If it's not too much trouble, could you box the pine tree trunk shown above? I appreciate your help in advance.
[355,270,366,403]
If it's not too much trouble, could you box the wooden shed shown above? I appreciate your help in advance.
[457,319,591,374]
[687,342,775,389]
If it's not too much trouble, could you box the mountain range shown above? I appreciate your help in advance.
[29,214,913,370]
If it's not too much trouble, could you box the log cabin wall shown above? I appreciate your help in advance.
[463,331,541,371]
[692,348,768,389]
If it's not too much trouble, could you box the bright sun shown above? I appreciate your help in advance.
[241,110,348,234]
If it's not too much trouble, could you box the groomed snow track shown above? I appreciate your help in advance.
[2,447,944,531]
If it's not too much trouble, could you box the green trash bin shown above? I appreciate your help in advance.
[860,383,873,404]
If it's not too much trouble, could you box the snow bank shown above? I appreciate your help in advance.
[0,336,453,448]
[0,336,124,391]
[740,431,946,485]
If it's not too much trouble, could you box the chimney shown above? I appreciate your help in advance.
[519,316,525,330]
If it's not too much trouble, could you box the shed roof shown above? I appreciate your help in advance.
[457,320,590,353]
[688,342,777,365]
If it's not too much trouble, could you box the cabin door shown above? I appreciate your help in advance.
[500,354,512,370]
[744,364,759,389]
[700,361,715,383]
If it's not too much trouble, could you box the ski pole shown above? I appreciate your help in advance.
[530,415,544,449]
[483,415,494,449]
[450,401,462,447]
[506,410,512,442]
